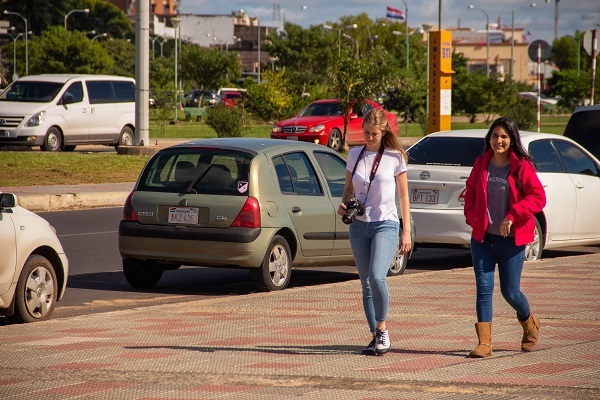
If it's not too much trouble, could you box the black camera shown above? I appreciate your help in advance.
[342,198,365,225]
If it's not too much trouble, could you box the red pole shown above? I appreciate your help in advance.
[591,29,597,105]
[537,44,541,133]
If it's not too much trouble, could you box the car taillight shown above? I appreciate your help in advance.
[458,189,466,202]
[123,191,138,221]
[231,197,260,228]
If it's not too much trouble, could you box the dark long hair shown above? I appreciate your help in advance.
[484,117,533,163]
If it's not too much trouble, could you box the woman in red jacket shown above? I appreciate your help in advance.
[464,117,546,358]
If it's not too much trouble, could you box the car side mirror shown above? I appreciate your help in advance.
[0,193,17,208]
[62,93,75,105]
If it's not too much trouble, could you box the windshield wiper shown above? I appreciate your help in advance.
[185,164,213,194]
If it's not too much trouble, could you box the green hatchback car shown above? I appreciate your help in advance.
[119,138,413,292]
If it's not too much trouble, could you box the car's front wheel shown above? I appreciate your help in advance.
[388,239,408,276]
[525,218,543,261]
[42,127,62,152]
[9,255,58,323]
[123,259,163,288]
[328,129,343,152]
[250,235,292,292]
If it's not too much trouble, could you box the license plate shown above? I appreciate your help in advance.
[168,207,199,224]
[288,136,298,141]
[411,189,439,204]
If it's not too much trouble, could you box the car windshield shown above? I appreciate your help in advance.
[298,102,344,117]
[0,81,64,102]
[408,136,485,166]
[137,148,253,195]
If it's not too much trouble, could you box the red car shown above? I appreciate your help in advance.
[271,99,399,152]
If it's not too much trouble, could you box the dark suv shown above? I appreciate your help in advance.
[564,104,600,160]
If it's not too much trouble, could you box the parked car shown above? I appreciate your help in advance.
[564,104,600,160]
[220,91,245,107]
[0,74,136,151]
[271,99,399,152]
[0,193,69,323]
[118,138,414,292]
[183,89,219,107]
[406,130,600,260]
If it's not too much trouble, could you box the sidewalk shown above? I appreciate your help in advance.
[1,252,599,399]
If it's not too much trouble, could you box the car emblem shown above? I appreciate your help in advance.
[419,171,431,180]
[291,126,298,133]
[216,216,227,221]
[0,119,5,125]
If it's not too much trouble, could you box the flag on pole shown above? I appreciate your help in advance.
[386,6,405,21]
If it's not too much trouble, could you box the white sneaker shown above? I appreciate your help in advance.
[375,329,390,355]
[363,335,377,354]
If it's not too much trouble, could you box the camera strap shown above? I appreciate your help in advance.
[350,144,385,199]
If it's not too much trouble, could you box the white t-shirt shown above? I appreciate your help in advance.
[346,146,407,223]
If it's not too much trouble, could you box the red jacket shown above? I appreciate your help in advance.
[464,149,546,246]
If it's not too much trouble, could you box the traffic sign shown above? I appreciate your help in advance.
[528,40,551,62]
[583,29,598,56]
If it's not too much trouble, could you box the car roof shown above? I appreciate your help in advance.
[427,129,564,142]
[572,104,600,113]
[15,74,134,83]
[167,137,339,155]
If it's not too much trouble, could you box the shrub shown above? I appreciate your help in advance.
[205,105,244,137]
[505,98,536,131]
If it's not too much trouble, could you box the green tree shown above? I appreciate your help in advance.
[327,44,396,150]
[267,22,335,94]
[551,35,584,71]
[547,69,589,110]
[100,38,135,77]
[2,0,69,35]
[244,68,294,122]
[179,44,240,90]
[150,57,177,136]
[66,0,133,39]
[28,26,113,74]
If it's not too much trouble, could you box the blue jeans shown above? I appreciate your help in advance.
[349,219,399,332]
[470,233,531,323]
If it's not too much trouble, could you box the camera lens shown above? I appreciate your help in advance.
[342,207,359,225]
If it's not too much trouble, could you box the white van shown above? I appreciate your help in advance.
[0,74,136,151]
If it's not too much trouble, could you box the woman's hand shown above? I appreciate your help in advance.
[337,202,347,216]
[399,230,412,254]
[500,217,513,237]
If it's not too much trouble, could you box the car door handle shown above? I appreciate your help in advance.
[82,108,88,113]
[292,206,301,213]
[576,183,584,189]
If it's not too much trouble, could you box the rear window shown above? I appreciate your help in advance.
[564,109,600,159]
[137,148,253,196]
[407,136,484,166]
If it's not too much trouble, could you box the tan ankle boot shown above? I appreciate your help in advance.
[469,322,492,358]
[520,313,540,352]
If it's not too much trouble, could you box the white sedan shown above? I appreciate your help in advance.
[0,193,69,323]
[406,130,600,260]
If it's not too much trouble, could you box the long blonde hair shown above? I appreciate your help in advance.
[362,108,407,160]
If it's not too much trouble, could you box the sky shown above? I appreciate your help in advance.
[179,0,599,47]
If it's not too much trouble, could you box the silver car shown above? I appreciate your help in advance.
[119,138,413,292]
[407,130,600,260]
[0,193,69,323]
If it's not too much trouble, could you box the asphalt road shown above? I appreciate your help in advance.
[4,207,595,324]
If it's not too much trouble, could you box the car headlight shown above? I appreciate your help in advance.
[26,111,46,127]
[272,125,282,133]
[309,124,325,133]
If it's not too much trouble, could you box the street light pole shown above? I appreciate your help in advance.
[323,24,341,56]
[257,18,261,84]
[423,23,433,132]
[64,8,90,31]
[401,0,409,68]
[7,29,25,81]
[3,10,28,75]
[171,17,182,122]
[511,3,537,77]
[468,5,490,77]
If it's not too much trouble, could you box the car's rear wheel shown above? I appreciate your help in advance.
[388,239,408,276]
[123,259,163,288]
[525,218,543,261]
[328,129,342,152]
[42,127,62,152]
[115,126,134,149]
[250,235,292,292]
[9,255,58,323]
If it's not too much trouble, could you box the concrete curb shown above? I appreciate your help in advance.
[18,191,129,212]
